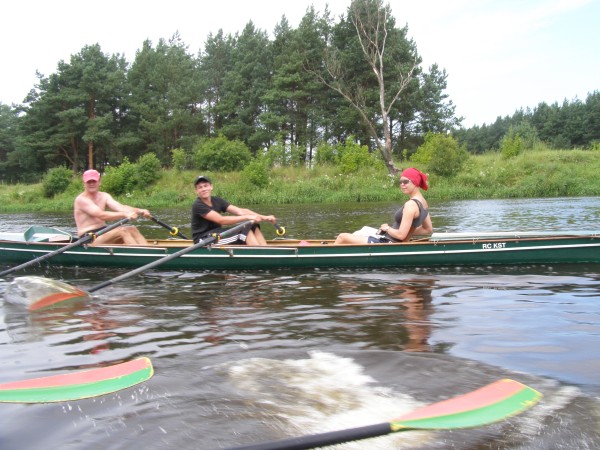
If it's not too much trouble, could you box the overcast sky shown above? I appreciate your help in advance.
[1,0,598,127]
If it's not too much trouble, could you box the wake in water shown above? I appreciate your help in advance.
[214,350,596,449]
[224,351,430,449]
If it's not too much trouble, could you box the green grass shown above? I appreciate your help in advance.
[1,148,600,213]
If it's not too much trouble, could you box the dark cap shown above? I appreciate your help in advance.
[194,175,212,186]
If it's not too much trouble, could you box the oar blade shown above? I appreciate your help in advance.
[28,289,90,311]
[392,379,541,430]
[226,379,541,450]
[4,276,90,311]
[0,357,153,403]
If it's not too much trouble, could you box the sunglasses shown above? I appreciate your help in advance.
[399,179,412,185]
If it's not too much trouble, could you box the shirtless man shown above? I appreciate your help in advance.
[74,169,150,245]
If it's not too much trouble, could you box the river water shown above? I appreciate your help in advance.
[1,197,600,449]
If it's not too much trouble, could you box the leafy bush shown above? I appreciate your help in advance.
[501,134,523,160]
[42,167,73,198]
[101,154,162,196]
[264,141,288,167]
[510,122,539,150]
[500,123,541,159]
[101,158,137,196]
[192,136,252,172]
[136,152,162,186]
[411,133,469,176]
[338,138,383,174]
[288,142,306,167]
[171,148,189,171]
[242,158,270,188]
[263,141,306,167]
[315,142,338,165]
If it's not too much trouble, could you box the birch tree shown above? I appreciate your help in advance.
[315,0,419,175]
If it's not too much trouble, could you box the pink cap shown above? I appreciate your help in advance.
[83,170,100,182]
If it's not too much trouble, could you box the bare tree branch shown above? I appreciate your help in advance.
[307,0,419,175]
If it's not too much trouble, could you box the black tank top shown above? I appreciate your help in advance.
[392,198,429,229]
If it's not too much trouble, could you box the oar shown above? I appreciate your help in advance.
[0,357,153,403]
[149,214,189,239]
[0,218,131,277]
[227,379,541,450]
[87,220,252,293]
[25,220,254,308]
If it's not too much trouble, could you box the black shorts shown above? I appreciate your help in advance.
[195,223,261,245]
[79,227,104,238]
[367,233,399,244]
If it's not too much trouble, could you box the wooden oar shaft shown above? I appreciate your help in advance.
[0,218,130,277]
[149,215,189,239]
[87,221,252,293]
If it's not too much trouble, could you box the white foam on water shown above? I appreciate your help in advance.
[226,351,431,448]
[517,383,583,437]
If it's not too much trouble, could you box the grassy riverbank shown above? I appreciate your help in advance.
[1,148,599,213]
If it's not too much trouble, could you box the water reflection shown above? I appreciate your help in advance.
[2,199,600,449]
[335,276,435,352]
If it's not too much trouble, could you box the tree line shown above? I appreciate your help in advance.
[455,91,600,154]
[0,0,597,185]
[0,0,458,183]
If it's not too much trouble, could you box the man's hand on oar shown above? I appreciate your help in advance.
[225,379,542,450]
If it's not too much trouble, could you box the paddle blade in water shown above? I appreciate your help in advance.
[391,378,541,430]
[226,379,541,450]
[0,357,154,403]
[4,276,89,311]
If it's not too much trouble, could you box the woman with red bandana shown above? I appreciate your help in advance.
[334,167,432,244]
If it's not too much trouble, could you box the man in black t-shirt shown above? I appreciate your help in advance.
[191,175,277,245]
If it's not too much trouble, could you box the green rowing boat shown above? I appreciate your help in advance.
[1,227,599,271]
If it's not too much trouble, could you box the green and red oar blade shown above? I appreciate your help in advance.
[227,379,541,450]
[0,357,153,403]
[391,378,540,430]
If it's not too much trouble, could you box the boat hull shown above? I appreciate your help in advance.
[1,234,599,270]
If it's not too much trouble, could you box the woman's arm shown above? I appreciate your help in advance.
[413,215,433,235]
[380,200,420,242]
